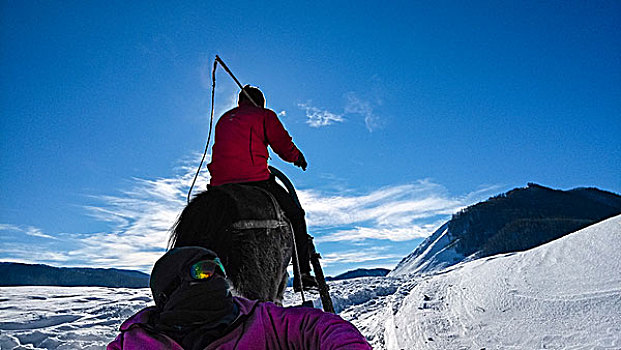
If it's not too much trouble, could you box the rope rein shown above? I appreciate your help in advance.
[186,56,260,203]
[187,59,218,203]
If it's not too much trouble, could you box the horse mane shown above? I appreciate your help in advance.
[168,188,237,256]
[167,185,294,303]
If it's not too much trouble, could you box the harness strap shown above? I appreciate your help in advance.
[231,220,288,230]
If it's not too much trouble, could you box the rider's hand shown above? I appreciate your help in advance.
[294,153,307,171]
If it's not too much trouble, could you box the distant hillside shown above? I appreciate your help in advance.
[287,268,390,287]
[391,184,621,276]
[0,262,149,288]
[326,268,390,281]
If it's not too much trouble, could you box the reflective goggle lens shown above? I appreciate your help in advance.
[190,258,226,280]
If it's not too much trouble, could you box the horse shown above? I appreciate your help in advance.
[168,183,294,305]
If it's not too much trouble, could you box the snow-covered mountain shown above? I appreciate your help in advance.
[390,184,621,276]
[1,215,619,349]
[388,222,464,276]
[382,213,621,349]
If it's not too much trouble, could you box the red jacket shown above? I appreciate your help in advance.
[208,102,301,186]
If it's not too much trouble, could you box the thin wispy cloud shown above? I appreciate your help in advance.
[25,227,57,239]
[0,243,73,263]
[319,223,444,243]
[0,155,211,272]
[298,102,345,128]
[2,224,23,235]
[322,247,402,265]
[0,224,57,240]
[1,158,498,273]
[299,181,500,243]
[344,92,381,132]
[75,160,211,270]
[298,93,382,132]
[300,181,459,228]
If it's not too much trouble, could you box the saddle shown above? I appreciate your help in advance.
[212,184,290,231]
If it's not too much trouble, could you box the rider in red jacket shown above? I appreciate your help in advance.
[208,93,301,186]
[207,86,316,289]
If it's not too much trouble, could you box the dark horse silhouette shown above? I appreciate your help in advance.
[169,184,293,304]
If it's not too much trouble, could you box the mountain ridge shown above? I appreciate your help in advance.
[0,262,150,288]
[390,183,621,276]
[326,268,390,281]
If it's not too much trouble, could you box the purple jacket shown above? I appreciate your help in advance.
[107,297,372,350]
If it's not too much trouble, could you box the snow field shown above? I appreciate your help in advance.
[1,215,619,349]
[385,214,621,349]
[0,287,151,349]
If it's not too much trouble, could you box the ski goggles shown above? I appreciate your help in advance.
[189,257,227,280]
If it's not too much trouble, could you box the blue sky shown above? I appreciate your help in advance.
[1,1,620,276]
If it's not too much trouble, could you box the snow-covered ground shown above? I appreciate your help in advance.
[385,214,621,349]
[0,287,152,349]
[1,215,620,349]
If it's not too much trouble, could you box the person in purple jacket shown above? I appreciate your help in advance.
[107,247,371,350]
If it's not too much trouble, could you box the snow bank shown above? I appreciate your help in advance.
[385,214,621,349]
